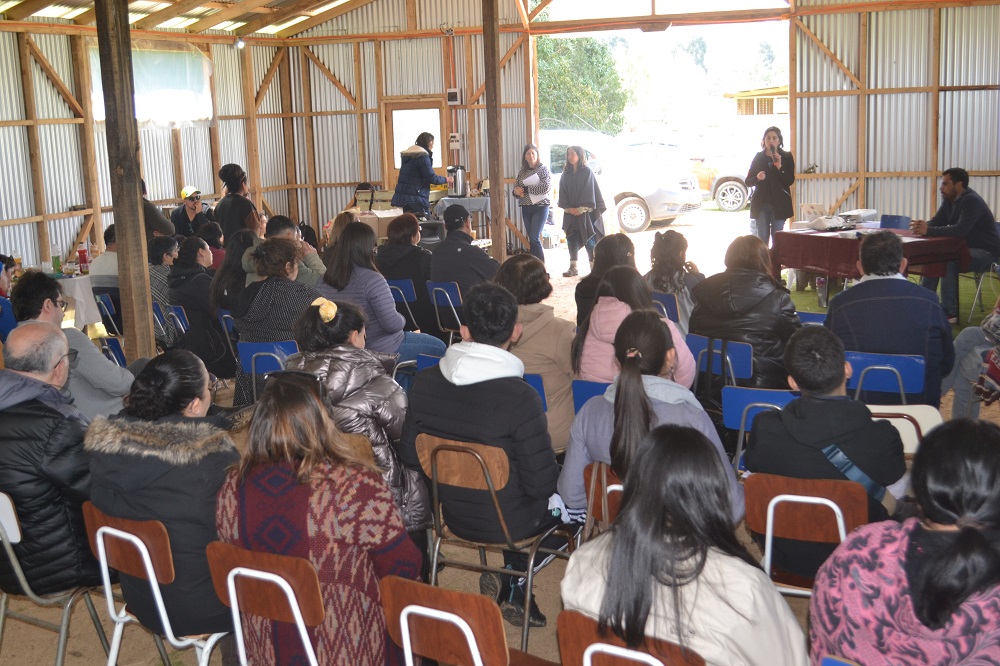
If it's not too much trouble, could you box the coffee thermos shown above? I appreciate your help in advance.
[447,165,467,197]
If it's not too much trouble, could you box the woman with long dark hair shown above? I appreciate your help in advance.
[513,143,551,262]
[745,126,795,246]
[644,229,704,336]
[209,228,257,312]
[391,132,451,218]
[196,221,225,270]
[575,233,635,326]
[375,213,439,338]
[217,372,421,665]
[214,163,262,239]
[148,235,181,349]
[561,425,806,664]
[572,266,693,387]
[559,310,740,522]
[559,145,606,278]
[811,419,1000,664]
[319,221,445,364]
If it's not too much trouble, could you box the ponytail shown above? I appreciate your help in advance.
[610,351,653,478]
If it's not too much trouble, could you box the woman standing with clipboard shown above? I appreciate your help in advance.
[513,143,552,263]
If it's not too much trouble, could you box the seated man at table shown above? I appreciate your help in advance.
[430,204,500,299]
[910,167,1000,322]
[824,230,954,407]
[11,271,134,420]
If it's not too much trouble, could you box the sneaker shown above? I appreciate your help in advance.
[479,572,506,605]
[501,582,547,628]
[947,315,958,325]
[562,266,578,277]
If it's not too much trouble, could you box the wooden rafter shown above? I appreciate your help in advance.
[530,7,786,34]
[133,0,207,30]
[470,34,524,104]
[235,0,321,37]
[72,7,97,25]
[24,35,85,117]
[528,0,554,22]
[6,0,59,21]
[186,0,275,33]
[792,17,861,89]
[254,46,286,108]
[302,46,356,107]
[277,0,376,38]
[514,0,529,30]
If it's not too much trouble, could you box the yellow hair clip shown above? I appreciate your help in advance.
[311,297,338,323]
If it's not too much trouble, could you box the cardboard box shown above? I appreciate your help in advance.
[360,209,403,238]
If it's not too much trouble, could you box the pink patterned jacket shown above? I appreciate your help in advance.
[810,518,1000,665]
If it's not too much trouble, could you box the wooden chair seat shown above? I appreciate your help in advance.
[582,462,623,541]
[557,610,705,665]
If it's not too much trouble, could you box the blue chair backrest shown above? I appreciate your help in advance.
[237,340,299,374]
[387,279,418,303]
[845,351,925,402]
[416,354,442,371]
[879,214,911,229]
[523,373,547,411]
[572,379,610,414]
[721,386,796,431]
[151,302,167,327]
[685,333,753,381]
[821,657,861,666]
[426,281,462,308]
[650,291,679,323]
[101,337,127,368]
[170,305,190,331]
[797,311,826,325]
[95,292,115,315]
[218,309,235,334]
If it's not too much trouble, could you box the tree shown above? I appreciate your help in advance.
[677,36,708,73]
[536,36,631,135]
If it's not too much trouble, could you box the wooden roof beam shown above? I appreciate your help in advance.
[186,0,275,33]
[514,0,528,30]
[235,0,323,37]
[529,7,788,34]
[277,0,375,38]
[6,0,59,21]
[528,0,554,22]
[133,0,206,30]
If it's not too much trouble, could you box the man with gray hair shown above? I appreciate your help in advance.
[0,323,101,595]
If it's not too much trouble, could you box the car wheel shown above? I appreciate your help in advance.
[616,197,651,233]
[714,180,748,212]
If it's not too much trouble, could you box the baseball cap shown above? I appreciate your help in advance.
[180,186,201,199]
[443,203,470,230]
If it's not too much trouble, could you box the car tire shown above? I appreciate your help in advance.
[617,197,651,233]
[714,180,748,212]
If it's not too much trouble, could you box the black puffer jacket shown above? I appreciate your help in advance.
[168,263,236,379]
[285,345,430,531]
[0,371,100,596]
[86,414,239,636]
[690,268,802,389]
[375,243,438,337]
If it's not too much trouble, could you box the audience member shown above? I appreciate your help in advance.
[86,351,237,639]
[140,179,175,238]
[89,224,119,289]
[148,235,182,349]
[170,186,214,237]
[0,254,16,343]
[215,164,262,239]
[217,372,421,665]
[345,182,374,212]
[575,234,635,327]
[562,425,807,665]
[400,283,560,626]
[942,296,1000,419]
[825,230,954,406]
[430,204,499,298]
[298,222,318,250]
[746,325,906,578]
[12,271,134,419]
[811,419,1000,664]
[644,230,704,336]
[494,254,575,453]
[209,229,256,312]
[318,222,445,364]
[168,237,236,380]
[0,323,101,595]
[690,235,801,389]
[242,215,324,286]
[375,213,440,339]
[572,266,694,387]
[196,221,225,270]
[0,253,14,298]
[322,210,357,255]
[232,238,319,406]
[559,310,741,522]
[911,168,1000,322]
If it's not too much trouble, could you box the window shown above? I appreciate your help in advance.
[390,108,442,168]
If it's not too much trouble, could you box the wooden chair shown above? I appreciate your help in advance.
[869,404,943,456]
[379,575,556,666]
[557,610,705,666]
[414,433,576,652]
[0,492,108,666]
[582,462,622,542]
[743,474,868,597]
[82,502,228,666]
[206,541,324,666]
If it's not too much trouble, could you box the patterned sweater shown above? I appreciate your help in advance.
[217,462,422,666]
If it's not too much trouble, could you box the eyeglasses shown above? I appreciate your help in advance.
[54,298,68,312]
[57,349,79,367]
[187,195,201,202]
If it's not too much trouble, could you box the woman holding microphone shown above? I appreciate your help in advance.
[745,126,795,247]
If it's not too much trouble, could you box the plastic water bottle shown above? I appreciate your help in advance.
[50,244,61,274]
[816,276,828,308]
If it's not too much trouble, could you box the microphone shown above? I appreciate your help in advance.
[768,147,779,167]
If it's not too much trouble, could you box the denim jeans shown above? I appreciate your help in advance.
[941,326,991,419]
[567,231,598,263]
[921,247,996,317]
[750,204,784,247]
[521,205,549,262]
[396,331,447,364]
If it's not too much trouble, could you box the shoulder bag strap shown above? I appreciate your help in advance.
[822,443,897,516]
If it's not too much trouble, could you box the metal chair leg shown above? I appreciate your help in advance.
[83,592,110,655]
[105,620,126,666]
[54,588,87,666]
[152,633,171,666]
[0,592,8,654]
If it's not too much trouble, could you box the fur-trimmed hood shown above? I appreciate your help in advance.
[85,414,235,466]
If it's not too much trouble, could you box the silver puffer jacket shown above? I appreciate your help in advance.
[285,345,431,531]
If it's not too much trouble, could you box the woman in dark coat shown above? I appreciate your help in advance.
[689,235,802,389]
[745,126,795,247]
[168,237,237,379]
[558,145,606,277]
[391,132,451,218]
[85,350,239,638]
[375,213,442,340]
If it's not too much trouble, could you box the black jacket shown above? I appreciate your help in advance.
[170,205,214,237]
[215,193,259,240]
[429,231,500,301]
[168,263,236,379]
[375,243,438,336]
[745,148,795,221]
[0,371,100,596]
[690,268,801,389]
[86,414,239,636]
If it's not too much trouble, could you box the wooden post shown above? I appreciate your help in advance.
[16,34,49,262]
[70,35,103,250]
[277,47,300,222]
[240,46,263,211]
[171,127,185,196]
[206,45,223,196]
[300,47,319,228]
[482,0,506,262]
[93,0,156,361]
[857,12,868,208]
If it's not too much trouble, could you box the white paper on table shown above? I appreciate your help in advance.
[522,173,541,187]
[529,191,548,204]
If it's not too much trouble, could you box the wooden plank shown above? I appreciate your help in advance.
[0,118,83,126]
[470,35,524,105]
[93,0,156,361]
[236,0,321,37]
[354,41,367,183]
[206,46,223,196]
[793,17,861,89]
[482,0,505,263]
[405,0,417,32]
[17,33,49,261]
[528,0,555,21]
[527,35,537,141]
[277,0,377,38]
[133,0,206,30]
[277,47,300,222]
[240,46,263,211]
[186,0,275,33]
[254,46,286,109]
[515,0,529,30]
[930,7,941,213]
[171,127,185,196]
[464,34,477,183]
[6,0,59,21]
[830,178,862,212]
[302,47,357,107]
[531,7,786,34]
[788,12,797,221]
[300,47,319,229]
[70,35,102,250]
[25,35,85,117]
[72,8,97,25]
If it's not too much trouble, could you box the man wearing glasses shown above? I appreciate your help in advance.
[171,185,215,237]
[0,322,102,596]
[10,271,135,420]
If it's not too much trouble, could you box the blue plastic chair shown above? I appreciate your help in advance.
[425,281,463,345]
[722,386,797,470]
[416,354,442,371]
[845,351,925,404]
[879,214,911,230]
[523,373,547,411]
[215,309,238,363]
[650,291,679,323]
[685,334,753,392]
[150,302,168,338]
[821,657,862,666]
[94,293,121,336]
[100,336,127,368]
[169,305,190,334]
[572,380,610,414]
[796,311,826,325]
[387,279,419,330]
[237,340,299,402]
